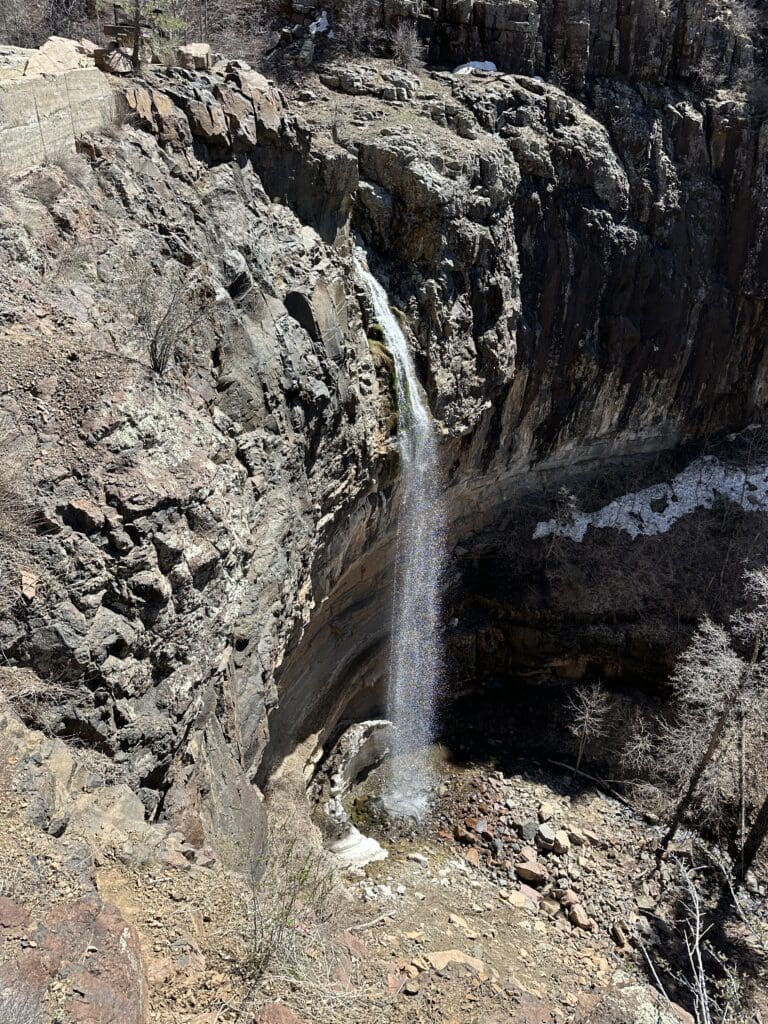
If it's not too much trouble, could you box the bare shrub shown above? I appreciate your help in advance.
[45,150,92,190]
[390,20,423,69]
[101,105,142,141]
[124,260,215,375]
[0,0,97,47]
[0,667,79,731]
[245,827,337,981]
[333,0,384,54]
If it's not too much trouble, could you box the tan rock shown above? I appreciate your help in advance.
[24,36,95,76]
[538,800,556,822]
[553,829,571,854]
[176,43,211,71]
[568,903,595,930]
[426,949,485,975]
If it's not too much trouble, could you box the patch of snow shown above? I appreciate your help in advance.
[327,826,388,868]
[309,9,329,34]
[453,60,498,74]
[533,456,768,543]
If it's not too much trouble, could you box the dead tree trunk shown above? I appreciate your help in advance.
[739,790,768,881]
[131,0,141,67]
[659,709,730,853]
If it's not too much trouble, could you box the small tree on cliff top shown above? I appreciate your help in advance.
[98,0,187,66]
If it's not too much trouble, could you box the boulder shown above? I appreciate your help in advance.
[553,829,571,855]
[568,903,595,931]
[176,43,211,71]
[536,823,556,849]
[537,801,555,822]
[24,36,96,76]
[515,859,549,885]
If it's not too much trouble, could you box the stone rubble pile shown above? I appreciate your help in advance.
[434,768,663,950]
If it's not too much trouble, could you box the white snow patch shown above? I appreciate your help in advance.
[309,9,329,34]
[533,456,768,543]
[453,60,497,74]
[327,826,388,868]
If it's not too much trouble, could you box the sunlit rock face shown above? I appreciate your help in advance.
[1,0,767,860]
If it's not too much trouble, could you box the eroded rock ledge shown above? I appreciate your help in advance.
[0,23,766,874]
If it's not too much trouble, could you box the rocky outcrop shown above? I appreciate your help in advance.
[383,0,755,94]
[0,40,119,178]
[0,8,766,894]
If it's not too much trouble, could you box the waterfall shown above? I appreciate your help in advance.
[357,255,447,819]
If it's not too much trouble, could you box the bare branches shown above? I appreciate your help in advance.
[634,859,751,1024]
[245,827,337,982]
[390,21,423,70]
[637,570,768,864]
[124,260,215,376]
[567,682,611,778]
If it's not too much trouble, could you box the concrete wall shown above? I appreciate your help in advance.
[0,67,119,179]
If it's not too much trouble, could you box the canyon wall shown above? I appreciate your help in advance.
[0,0,766,869]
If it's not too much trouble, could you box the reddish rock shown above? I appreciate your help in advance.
[568,903,595,931]
[336,929,369,960]
[453,824,473,844]
[515,860,549,886]
[0,896,31,931]
[3,896,148,1024]
[257,1003,309,1024]
[519,883,543,904]
[62,497,105,533]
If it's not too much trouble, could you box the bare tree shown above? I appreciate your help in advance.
[567,682,611,780]
[640,860,748,1024]
[657,573,768,865]
[390,20,423,70]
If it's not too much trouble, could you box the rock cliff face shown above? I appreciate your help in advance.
[0,38,119,177]
[406,0,754,93]
[0,0,766,873]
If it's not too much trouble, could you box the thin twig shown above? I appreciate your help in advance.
[347,910,396,931]
[548,759,660,823]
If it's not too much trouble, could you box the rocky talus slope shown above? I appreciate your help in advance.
[0,4,766,1016]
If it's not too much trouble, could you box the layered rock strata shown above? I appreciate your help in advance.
[0,8,766,868]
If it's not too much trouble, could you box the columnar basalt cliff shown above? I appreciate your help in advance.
[0,0,766,887]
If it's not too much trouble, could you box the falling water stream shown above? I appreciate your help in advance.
[357,255,448,819]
